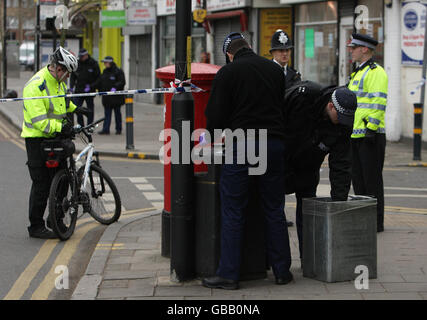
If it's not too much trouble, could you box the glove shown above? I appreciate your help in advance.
[60,121,74,137]
[74,106,92,116]
[110,87,116,92]
[364,128,376,144]
[84,84,91,93]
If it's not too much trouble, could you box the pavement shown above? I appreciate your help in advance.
[2,72,427,301]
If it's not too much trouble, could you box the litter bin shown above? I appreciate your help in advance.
[156,63,221,258]
[195,146,267,281]
[302,196,377,283]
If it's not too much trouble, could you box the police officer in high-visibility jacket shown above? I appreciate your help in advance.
[21,47,89,239]
[347,33,388,233]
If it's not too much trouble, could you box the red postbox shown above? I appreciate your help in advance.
[155,63,220,215]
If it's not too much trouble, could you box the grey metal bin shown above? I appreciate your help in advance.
[302,196,377,283]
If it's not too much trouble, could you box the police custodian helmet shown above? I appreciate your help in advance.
[270,29,293,52]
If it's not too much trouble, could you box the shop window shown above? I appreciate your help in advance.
[162,15,206,66]
[295,1,338,86]
[356,0,384,66]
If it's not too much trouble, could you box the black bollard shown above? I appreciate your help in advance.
[170,0,195,282]
[413,103,423,161]
[125,95,135,150]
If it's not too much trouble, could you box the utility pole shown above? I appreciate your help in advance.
[414,2,427,161]
[2,0,7,95]
[35,0,41,71]
[170,0,195,282]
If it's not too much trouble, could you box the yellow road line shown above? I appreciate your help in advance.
[385,205,427,215]
[3,239,59,300]
[0,124,11,138]
[30,222,98,300]
[28,207,157,300]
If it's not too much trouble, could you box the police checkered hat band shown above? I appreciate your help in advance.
[101,56,114,63]
[223,32,245,54]
[331,87,357,127]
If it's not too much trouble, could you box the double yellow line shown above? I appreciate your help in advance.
[0,119,25,151]
[3,207,156,300]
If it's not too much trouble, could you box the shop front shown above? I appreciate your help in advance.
[205,0,252,65]
[158,0,206,68]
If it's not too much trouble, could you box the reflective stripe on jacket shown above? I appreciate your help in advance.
[21,66,77,138]
[347,61,388,138]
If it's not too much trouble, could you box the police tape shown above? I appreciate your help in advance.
[410,77,426,95]
[0,84,205,104]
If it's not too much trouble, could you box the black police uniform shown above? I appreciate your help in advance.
[205,46,292,282]
[270,30,302,89]
[283,81,353,259]
[94,61,126,134]
[69,53,100,126]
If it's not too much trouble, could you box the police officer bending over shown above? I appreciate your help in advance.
[283,81,357,265]
[21,47,90,239]
[202,33,293,290]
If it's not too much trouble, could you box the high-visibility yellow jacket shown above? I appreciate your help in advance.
[347,59,388,138]
[21,66,77,138]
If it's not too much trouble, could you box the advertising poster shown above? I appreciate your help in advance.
[401,1,427,65]
[259,8,292,60]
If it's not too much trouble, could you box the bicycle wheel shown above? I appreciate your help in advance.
[48,169,79,240]
[78,164,121,225]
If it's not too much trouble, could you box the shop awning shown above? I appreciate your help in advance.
[203,9,248,33]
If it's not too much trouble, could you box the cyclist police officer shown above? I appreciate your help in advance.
[21,47,90,239]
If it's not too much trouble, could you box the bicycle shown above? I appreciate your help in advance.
[43,117,121,240]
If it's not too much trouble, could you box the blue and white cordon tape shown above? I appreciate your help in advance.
[410,78,426,95]
[0,83,204,104]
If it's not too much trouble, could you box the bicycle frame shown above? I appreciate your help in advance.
[74,143,94,190]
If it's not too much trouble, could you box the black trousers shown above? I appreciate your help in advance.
[351,134,386,231]
[293,170,319,260]
[25,138,64,232]
[217,138,292,281]
[73,96,95,126]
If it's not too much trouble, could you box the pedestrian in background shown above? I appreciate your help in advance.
[283,81,357,265]
[94,56,126,135]
[69,48,100,126]
[270,29,301,89]
[347,33,388,233]
[202,32,293,290]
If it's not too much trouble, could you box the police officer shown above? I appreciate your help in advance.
[284,81,357,264]
[270,29,301,89]
[22,47,89,239]
[202,33,293,290]
[94,56,126,135]
[347,33,388,233]
[69,48,100,126]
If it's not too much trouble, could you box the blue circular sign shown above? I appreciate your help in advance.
[404,10,418,31]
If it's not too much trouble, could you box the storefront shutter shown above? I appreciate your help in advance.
[213,18,251,66]
[129,34,153,103]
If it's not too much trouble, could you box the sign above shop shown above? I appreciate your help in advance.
[100,10,126,28]
[193,9,207,23]
[127,6,156,25]
[401,1,427,65]
[157,0,201,16]
[207,0,248,12]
